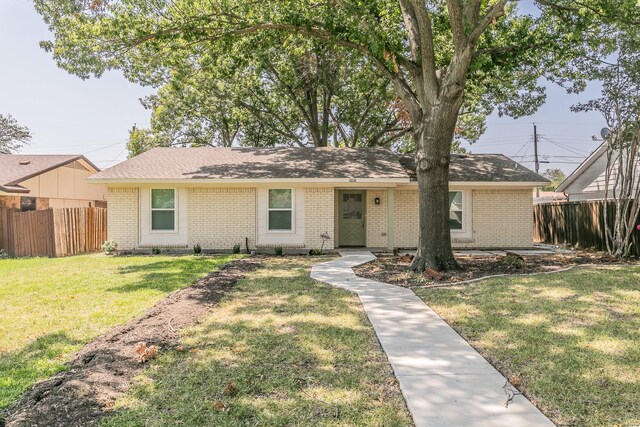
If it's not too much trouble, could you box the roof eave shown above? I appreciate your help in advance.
[555,143,607,193]
[0,185,30,194]
[87,177,412,184]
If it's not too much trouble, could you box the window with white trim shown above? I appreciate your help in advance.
[151,189,176,231]
[268,189,293,231]
[448,191,463,230]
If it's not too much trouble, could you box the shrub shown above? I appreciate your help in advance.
[308,248,322,256]
[274,246,284,256]
[232,244,241,254]
[101,239,118,254]
[0,249,8,259]
[502,255,525,269]
[151,247,161,255]
[193,243,202,254]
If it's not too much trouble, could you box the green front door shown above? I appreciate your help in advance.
[339,191,366,246]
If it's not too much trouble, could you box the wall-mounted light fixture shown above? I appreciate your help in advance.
[374,197,381,205]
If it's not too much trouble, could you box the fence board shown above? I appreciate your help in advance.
[534,201,640,257]
[0,207,106,257]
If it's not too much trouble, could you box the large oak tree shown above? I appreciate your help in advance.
[34,0,638,270]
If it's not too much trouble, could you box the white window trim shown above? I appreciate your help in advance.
[266,188,295,234]
[449,190,466,234]
[150,188,178,234]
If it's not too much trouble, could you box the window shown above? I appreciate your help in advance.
[151,189,175,231]
[448,191,463,230]
[268,189,293,231]
[20,196,36,212]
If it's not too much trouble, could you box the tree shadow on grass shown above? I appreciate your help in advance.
[416,267,640,426]
[0,332,84,411]
[108,256,234,293]
[101,260,411,427]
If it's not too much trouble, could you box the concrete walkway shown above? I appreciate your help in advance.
[311,251,554,427]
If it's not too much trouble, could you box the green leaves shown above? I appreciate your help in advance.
[0,114,31,154]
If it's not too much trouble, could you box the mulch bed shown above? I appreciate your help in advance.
[2,257,261,427]
[353,251,637,288]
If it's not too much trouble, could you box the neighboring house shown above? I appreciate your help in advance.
[0,154,107,210]
[88,147,548,251]
[555,143,640,201]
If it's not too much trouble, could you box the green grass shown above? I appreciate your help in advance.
[0,253,236,409]
[414,266,640,427]
[102,257,412,427]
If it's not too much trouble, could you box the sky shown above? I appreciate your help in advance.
[1,0,607,175]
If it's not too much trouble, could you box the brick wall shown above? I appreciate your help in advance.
[459,189,533,248]
[394,188,534,249]
[394,190,420,248]
[304,187,334,250]
[107,187,139,250]
[366,190,387,248]
[188,188,256,250]
[0,196,20,209]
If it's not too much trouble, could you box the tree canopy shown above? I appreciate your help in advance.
[126,38,412,155]
[540,168,566,191]
[0,114,31,154]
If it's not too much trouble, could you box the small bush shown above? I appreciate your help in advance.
[502,255,525,269]
[193,243,202,254]
[274,246,284,256]
[101,240,118,254]
[151,247,161,255]
[308,248,322,256]
[232,244,241,254]
[0,249,8,259]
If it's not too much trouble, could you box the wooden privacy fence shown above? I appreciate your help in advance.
[0,207,107,257]
[534,201,640,257]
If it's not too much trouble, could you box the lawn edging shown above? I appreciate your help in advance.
[2,257,258,427]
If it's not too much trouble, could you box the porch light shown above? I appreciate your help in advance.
[374,197,381,205]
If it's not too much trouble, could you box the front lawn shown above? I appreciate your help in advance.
[102,257,412,426]
[414,266,640,427]
[0,254,236,410]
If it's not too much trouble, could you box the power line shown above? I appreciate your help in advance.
[82,139,128,155]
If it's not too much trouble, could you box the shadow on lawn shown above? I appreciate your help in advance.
[109,256,234,293]
[0,332,84,411]
[101,259,410,427]
[417,267,640,426]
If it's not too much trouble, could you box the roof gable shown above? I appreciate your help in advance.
[0,154,100,188]
[555,143,607,193]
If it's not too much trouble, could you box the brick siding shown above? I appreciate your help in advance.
[304,187,334,250]
[107,187,139,250]
[187,187,256,250]
[394,188,534,249]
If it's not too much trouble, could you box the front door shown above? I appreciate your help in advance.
[339,191,366,246]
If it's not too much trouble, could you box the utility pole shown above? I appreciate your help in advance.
[534,123,540,198]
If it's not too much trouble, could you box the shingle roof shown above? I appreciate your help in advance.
[89,147,548,183]
[0,155,100,192]
[89,147,409,180]
[399,153,549,182]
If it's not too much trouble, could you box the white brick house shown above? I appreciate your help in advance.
[89,147,548,251]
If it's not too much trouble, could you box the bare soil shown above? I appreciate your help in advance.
[353,251,637,287]
[1,257,261,427]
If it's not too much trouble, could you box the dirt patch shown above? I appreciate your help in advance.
[354,251,637,287]
[2,257,261,427]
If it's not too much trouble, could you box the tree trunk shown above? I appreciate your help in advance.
[410,102,462,272]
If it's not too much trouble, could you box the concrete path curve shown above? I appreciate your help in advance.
[311,251,554,427]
